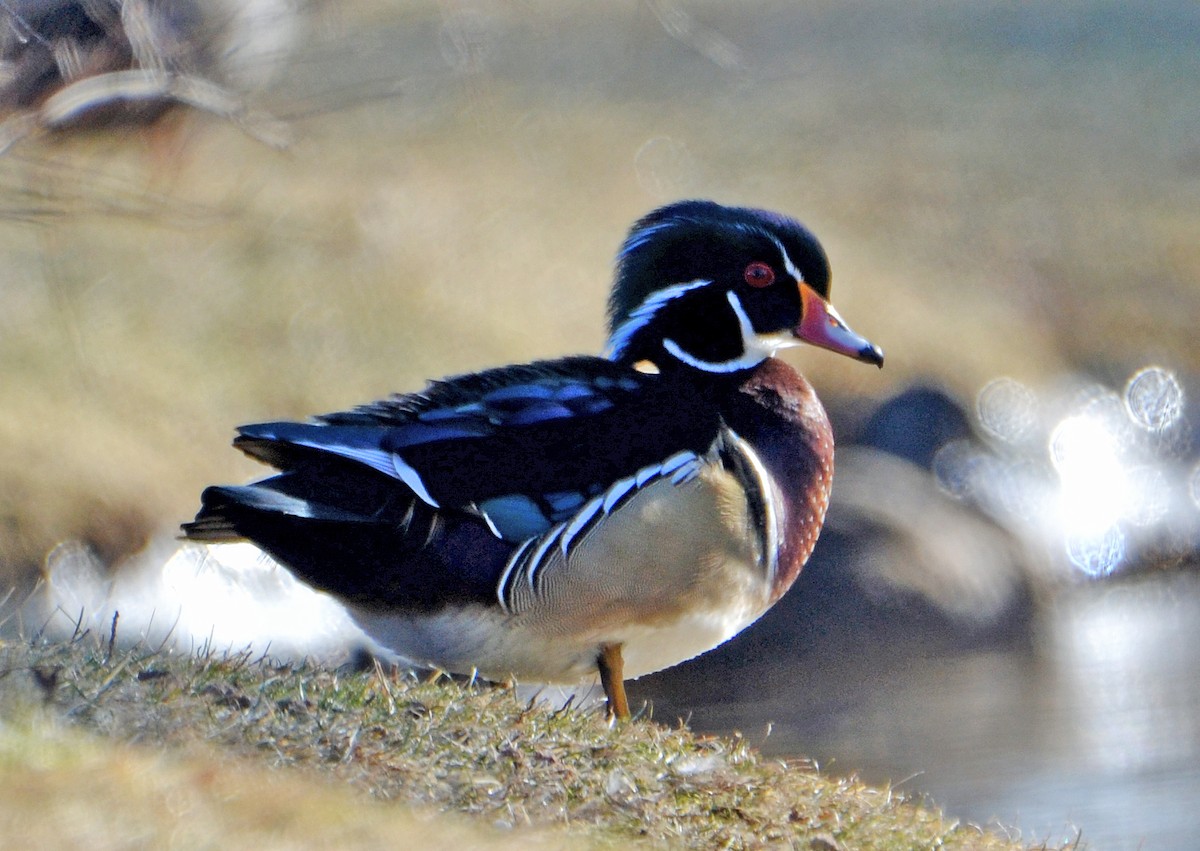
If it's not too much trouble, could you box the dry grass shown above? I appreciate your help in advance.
[0,633,1052,850]
[0,722,588,851]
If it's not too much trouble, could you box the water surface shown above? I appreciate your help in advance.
[640,571,1200,849]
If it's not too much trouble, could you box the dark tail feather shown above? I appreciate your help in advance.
[181,515,242,542]
[180,476,506,608]
[181,486,254,542]
[233,432,318,470]
[182,482,376,543]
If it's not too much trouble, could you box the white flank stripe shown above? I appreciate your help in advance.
[659,450,697,476]
[724,428,781,580]
[635,463,661,488]
[496,537,535,612]
[671,461,700,485]
[601,475,638,514]
[525,525,565,592]
[559,495,604,557]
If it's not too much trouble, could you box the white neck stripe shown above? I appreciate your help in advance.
[662,337,764,372]
[727,290,758,344]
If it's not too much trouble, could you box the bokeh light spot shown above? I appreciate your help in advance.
[1189,461,1200,511]
[634,136,697,199]
[1050,414,1121,479]
[977,377,1038,445]
[932,439,981,499]
[1049,413,1131,575]
[1065,526,1125,577]
[1125,466,1170,527]
[1125,366,1184,432]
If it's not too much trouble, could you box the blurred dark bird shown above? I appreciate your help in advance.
[0,0,296,150]
[183,200,883,719]
[816,385,1034,644]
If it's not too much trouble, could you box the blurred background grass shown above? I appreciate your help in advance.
[2,0,1197,582]
[2,1,1199,846]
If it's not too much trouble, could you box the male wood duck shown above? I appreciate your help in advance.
[184,200,883,719]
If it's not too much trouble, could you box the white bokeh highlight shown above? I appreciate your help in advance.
[939,366,1195,579]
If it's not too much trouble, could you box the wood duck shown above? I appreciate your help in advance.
[184,200,883,719]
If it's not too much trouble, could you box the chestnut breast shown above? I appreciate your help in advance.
[724,358,835,601]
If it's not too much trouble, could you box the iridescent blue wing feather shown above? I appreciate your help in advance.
[208,355,722,543]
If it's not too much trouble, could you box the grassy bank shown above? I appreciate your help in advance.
[0,633,1052,849]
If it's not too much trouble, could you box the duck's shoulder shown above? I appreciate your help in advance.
[318,355,652,429]
[730,359,828,430]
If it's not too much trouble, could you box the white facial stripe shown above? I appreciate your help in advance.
[662,290,795,373]
[727,288,757,344]
[770,235,804,283]
[618,219,678,261]
[605,278,710,359]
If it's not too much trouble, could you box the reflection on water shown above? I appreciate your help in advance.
[646,571,1200,849]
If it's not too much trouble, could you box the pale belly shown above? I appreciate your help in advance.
[352,441,782,685]
[352,590,770,684]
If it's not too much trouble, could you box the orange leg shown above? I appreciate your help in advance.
[597,642,630,721]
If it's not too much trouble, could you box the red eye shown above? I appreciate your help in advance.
[743,261,775,288]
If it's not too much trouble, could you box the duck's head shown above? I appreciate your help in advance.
[605,200,883,375]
